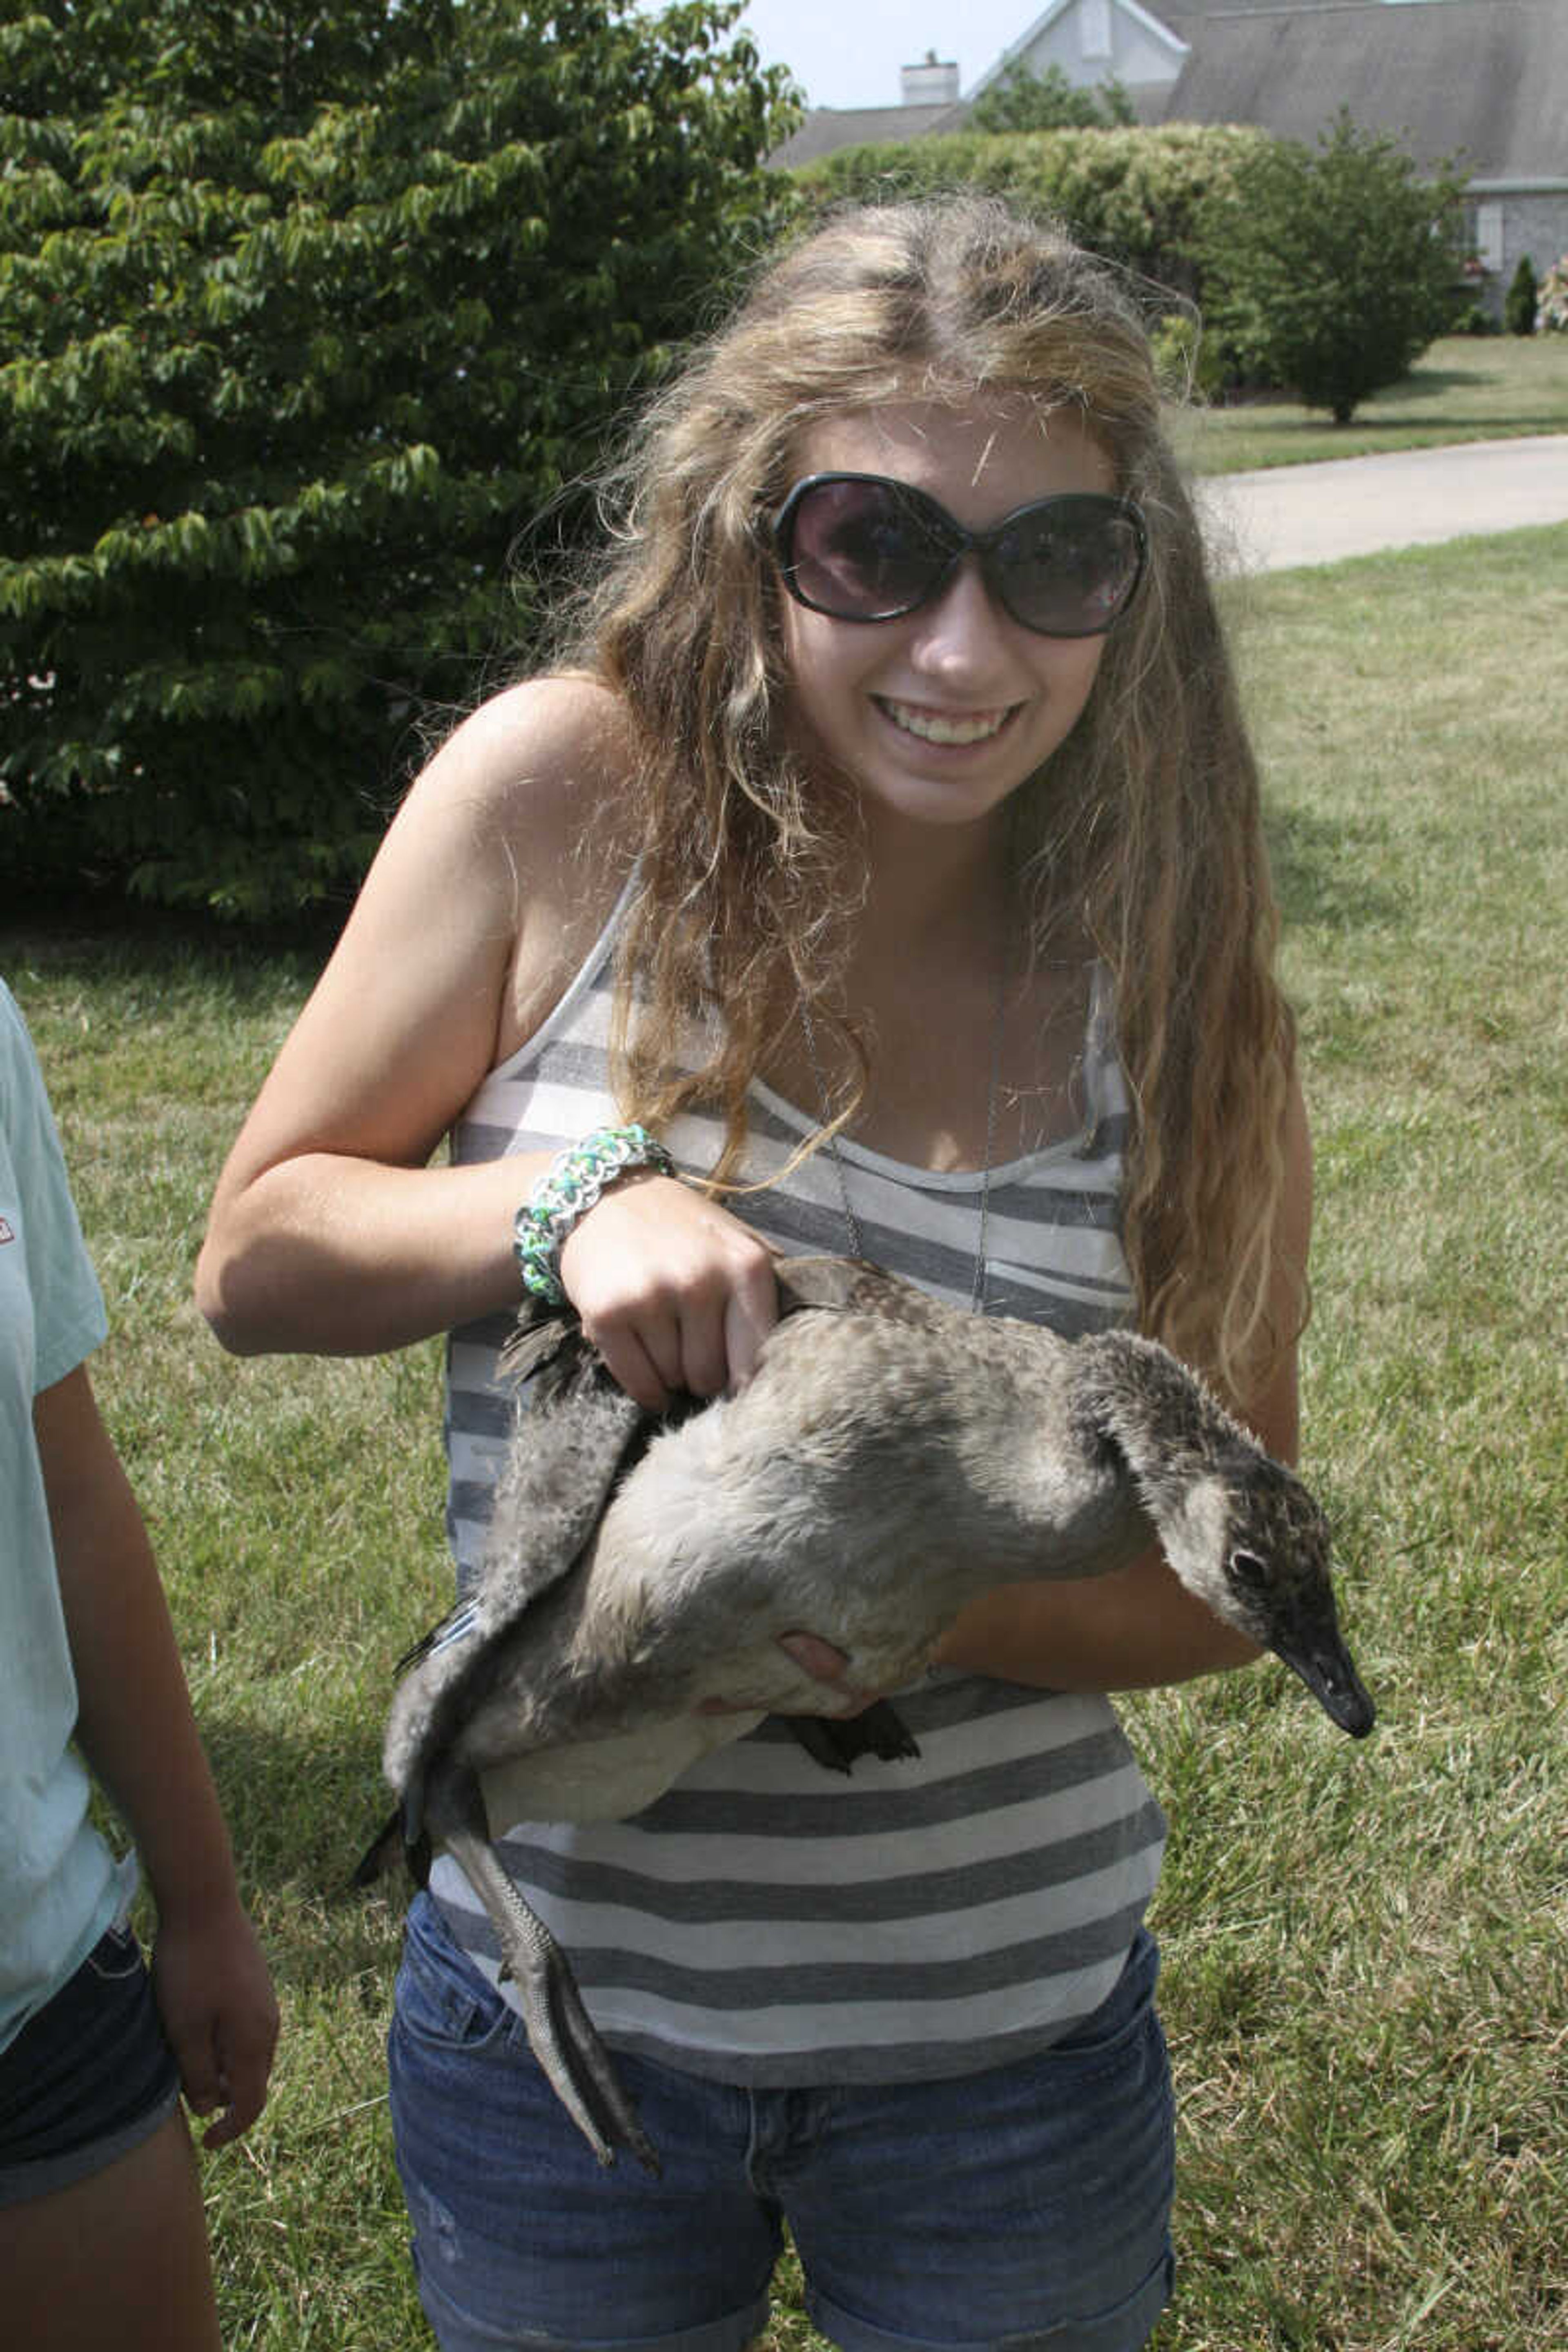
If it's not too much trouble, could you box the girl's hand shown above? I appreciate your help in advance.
[150,1901,279,2150]
[558,1174,780,1409]
[698,1633,888,1719]
[561,1198,882,1711]
[775,1632,884,1714]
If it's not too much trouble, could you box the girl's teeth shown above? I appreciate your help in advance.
[881,700,1011,745]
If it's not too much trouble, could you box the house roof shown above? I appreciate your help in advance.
[970,0,1188,97]
[769,0,1567,185]
[769,99,970,169]
[1162,1,1568,181]
[1153,0,1334,15]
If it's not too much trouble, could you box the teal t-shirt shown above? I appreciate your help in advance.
[0,979,134,2053]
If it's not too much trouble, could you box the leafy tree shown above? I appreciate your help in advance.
[1196,111,1465,424]
[0,1,797,915]
[970,61,1134,135]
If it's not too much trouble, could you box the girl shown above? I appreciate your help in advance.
[198,196,1310,2352]
[1,981,277,2352]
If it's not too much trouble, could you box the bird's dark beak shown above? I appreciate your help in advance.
[1273,1624,1376,1738]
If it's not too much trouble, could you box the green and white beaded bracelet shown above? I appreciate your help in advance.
[512,1124,677,1305]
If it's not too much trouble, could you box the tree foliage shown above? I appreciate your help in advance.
[0,0,797,915]
[792,122,1267,305]
[1196,110,1465,423]
[969,61,1134,136]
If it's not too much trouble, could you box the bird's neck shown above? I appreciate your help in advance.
[1074,1331,1245,1516]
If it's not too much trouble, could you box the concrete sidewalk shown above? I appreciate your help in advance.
[1197,433,1568,573]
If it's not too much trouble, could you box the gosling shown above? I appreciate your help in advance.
[359,1254,1374,2175]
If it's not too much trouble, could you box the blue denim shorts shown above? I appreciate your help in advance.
[0,1921,182,2209]
[388,1893,1174,2352]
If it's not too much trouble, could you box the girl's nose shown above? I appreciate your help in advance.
[904,555,1017,677]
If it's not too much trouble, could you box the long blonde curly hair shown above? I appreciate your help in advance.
[556,194,1300,1400]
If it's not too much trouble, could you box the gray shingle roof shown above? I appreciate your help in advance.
[768,2,1566,184]
[769,99,971,168]
[1155,0,1330,15]
[1163,1,1568,180]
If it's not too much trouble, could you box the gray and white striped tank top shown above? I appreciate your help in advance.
[430,894,1167,2085]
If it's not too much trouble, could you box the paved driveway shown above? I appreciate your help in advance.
[1198,433,1568,573]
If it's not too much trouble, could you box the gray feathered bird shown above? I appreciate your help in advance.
[358,1254,1374,2174]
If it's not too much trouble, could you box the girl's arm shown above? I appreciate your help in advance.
[196,677,777,1404]
[931,1069,1314,1693]
[35,1364,278,2147]
[196,682,598,1358]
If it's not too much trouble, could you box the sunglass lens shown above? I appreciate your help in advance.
[777,479,1146,636]
[784,480,947,619]
[997,501,1144,635]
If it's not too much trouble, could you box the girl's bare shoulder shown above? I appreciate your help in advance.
[213,676,638,1170]
[415,673,637,866]
[389,675,634,1054]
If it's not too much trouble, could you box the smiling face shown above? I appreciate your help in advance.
[775,399,1118,845]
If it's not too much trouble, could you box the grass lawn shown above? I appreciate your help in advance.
[1178,332,1568,474]
[6,522,1568,2348]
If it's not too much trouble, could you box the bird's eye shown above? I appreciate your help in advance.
[1227,1548,1270,1595]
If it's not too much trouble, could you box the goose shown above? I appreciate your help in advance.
[358,1254,1374,2175]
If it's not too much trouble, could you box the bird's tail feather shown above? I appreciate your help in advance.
[351,1806,432,1892]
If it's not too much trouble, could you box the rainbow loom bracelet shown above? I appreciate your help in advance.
[512,1124,677,1305]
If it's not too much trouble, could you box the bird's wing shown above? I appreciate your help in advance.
[381,1341,651,1806]
[497,1296,585,1388]
[382,1257,939,1814]
[773,1253,954,1330]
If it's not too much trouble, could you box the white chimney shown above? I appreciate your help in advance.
[900,52,960,105]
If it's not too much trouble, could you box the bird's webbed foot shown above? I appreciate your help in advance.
[504,1899,661,2178]
[430,1773,659,2176]
[788,1699,921,1775]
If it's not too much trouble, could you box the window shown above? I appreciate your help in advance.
[1473,200,1503,273]
[1080,0,1112,62]
[1458,198,1503,272]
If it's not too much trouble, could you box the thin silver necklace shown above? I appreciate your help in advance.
[797,958,1009,1316]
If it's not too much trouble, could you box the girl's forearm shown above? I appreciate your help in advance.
[196,1149,555,1357]
[38,1365,280,2143]
[933,1545,1261,1692]
[36,1368,245,1924]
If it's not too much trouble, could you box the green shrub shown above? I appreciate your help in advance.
[1148,309,1227,399]
[1196,111,1465,424]
[791,122,1270,305]
[1504,254,1539,335]
[969,62,1134,135]
[0,0,797,918]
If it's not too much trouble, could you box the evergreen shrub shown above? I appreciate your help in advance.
[1504,255,1539,336]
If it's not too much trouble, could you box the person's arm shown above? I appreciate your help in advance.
[196,682,596,1358]
[930,1070,1313,1694]
[196,675,778,1405]
[35,1363,278,2148]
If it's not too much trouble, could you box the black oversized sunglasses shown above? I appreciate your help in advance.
[771,472,1147,640]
